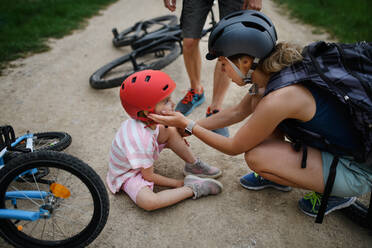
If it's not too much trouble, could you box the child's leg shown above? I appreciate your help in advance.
[136,186,194,211]
[136,175,224,210]
[157,125,196,163]
[158,125,222,178]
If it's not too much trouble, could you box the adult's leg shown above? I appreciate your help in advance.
[209,60,230,111]
[244,139,325,193]
[175,0,213,115]
[180,0,213,93]
[208,0,244,112]
[183,38,202,93]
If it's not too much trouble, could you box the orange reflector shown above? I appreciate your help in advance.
[50,183,70,198]
[17,225,23,231]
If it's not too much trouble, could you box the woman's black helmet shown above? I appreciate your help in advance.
[206,10,278,60]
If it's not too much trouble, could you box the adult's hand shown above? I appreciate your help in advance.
[163,0,177,12]
[242,0,262,11]
[148,110,189,129]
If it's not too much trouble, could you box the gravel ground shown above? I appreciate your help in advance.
[1,0,371,247]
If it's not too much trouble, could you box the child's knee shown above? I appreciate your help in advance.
[136,193,158,211]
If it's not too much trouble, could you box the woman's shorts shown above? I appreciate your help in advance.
[122,173,154,203]
[322,151,372,197]
[181,0,243,38]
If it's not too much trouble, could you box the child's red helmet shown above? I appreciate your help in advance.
[120,70,176,122]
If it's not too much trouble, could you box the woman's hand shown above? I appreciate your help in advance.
[163,0,176,12]
[148,110,189,129]
[242,0,262,11]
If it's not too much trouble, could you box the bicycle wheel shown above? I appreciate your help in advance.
[89,42,181,89]
[0,151,109,248]
[341,193,371,229]
[4,132,72,163]
[112,15,178,47]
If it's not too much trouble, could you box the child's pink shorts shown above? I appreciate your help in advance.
[122,173,154,203]
[122,143,166,203]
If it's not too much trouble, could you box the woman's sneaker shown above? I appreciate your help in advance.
[184,158,222,178]
[239,172,292,191]
[175,88,205,116]
[184,175,223,199]
[298,191,356,217]
[206,107,229,137]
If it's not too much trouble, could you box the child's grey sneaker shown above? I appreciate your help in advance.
[184,175,223,199]
[184,158,222,178]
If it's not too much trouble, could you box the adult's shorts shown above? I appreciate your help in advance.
[322,151,372,197]
[181,0,244,38]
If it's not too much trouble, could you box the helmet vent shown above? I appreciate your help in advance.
[242,21,265,32]
[145,75,151,82]
[132,77,136,83]
[121,84,125,90]
[163,84,169,91]
[252,13,271,27]
[224,12,243,20]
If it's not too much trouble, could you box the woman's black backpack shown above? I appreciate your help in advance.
[266,41,372,224]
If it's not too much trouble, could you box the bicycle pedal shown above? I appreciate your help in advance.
[112,28,119,38]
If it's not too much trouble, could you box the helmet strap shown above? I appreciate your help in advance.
[226,57,259,95]
[138,109,157,128]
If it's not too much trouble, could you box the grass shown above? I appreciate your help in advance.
[273,0,372,43]
[0,0,117,71]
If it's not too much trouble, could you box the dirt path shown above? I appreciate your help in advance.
[1,0,371,247]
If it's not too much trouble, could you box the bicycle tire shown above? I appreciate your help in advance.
[112,15,178,47]
[3,132,72,163]
[89,42,181,89]
[341,199,371,229]
[0,150,109,248]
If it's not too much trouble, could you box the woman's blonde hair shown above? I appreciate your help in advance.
[260,42,303,73]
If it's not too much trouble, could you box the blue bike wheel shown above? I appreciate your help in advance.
[0,151,109,248]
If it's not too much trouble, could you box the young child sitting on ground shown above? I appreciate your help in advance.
[106,70,223,210]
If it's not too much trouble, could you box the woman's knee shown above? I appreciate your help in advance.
[244,145,268,172]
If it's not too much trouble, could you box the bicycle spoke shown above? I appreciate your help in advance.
[32,172,46,205]
[40,218,46,240]
[10,186,42,208]
[54,213,90,227]
[28,219,41,237]
[57,203,93,215]
[53,220,69,239]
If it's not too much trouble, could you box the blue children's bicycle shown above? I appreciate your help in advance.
[0,125,109,248]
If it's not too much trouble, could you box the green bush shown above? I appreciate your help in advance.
[273,0,372,42]
[0,0,117,69]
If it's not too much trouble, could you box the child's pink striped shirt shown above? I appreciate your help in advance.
[106,119,161,194]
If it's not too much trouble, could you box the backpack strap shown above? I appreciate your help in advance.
[368,193,372,228]
[315,156,339,223]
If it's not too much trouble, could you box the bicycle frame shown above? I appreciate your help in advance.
[0,128,52,222]
[0,131,33,167]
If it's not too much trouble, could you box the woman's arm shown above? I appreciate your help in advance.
[141,166,183,188]
[191,95,289,155]
[197,91,258,130]
[149,86,312,156]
